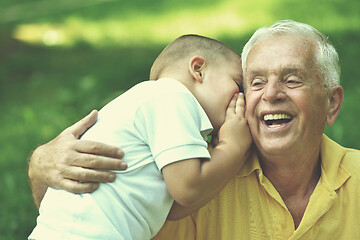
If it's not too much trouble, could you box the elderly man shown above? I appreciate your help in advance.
[28,20,359,239]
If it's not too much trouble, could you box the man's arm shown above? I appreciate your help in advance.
[163,93,252,219]
[27,110,127,208]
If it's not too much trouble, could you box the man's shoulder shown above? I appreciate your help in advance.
[342,148,360,162]
[342,148,360,176]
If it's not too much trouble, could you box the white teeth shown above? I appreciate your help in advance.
[268,124,281,128]
[263,113,292,121]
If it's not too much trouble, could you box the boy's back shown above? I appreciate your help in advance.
[29,78,213,240]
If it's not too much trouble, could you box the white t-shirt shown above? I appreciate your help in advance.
[29,78,213,240]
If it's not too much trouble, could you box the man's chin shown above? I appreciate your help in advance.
[255,137,296,157]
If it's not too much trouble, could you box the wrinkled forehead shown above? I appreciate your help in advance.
[244,35,316,75]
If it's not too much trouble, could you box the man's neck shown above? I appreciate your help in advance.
[259,151,321,229]
[263,159,320,195]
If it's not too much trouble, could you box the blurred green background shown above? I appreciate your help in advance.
[0,0,359,239]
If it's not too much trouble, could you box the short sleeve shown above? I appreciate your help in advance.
[134,91,212,170]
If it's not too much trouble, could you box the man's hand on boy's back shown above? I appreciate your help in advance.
[28,110,127,208]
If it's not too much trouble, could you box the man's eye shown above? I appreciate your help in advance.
[285,76,303,88]
[250,78,265,90]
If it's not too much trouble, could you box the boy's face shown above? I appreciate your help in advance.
[199,58,243,134]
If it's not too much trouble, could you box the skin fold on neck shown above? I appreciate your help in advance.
[259,149,322,229]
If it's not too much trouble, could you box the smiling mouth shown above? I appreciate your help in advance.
[263,113,293,128]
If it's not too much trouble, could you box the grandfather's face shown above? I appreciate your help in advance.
[244,34,329,158]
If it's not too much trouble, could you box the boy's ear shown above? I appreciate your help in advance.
[326,85,344,126]
[189,56,206,83]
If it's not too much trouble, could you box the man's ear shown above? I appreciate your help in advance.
[189,56,206,83]
[326,85,344,126]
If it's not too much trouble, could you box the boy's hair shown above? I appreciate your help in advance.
[150,34,240,80]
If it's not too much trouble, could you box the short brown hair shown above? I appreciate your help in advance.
[150,34,240,80]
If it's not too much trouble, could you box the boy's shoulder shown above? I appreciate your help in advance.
[129,78,190,97]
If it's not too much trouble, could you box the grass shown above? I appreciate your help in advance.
[0,0,359,239]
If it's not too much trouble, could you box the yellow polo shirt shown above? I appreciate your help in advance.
[153,135,360,239]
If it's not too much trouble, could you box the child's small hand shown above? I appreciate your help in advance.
[217,93,252,152]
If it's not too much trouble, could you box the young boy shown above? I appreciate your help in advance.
[29,34,252,240]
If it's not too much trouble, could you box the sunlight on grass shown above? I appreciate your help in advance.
[0,0,116,23]
[12,0,273,47]
[12,0,360,48]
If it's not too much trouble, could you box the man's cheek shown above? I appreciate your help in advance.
[244,101,254,121]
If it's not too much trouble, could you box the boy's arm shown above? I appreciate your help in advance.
[27,110,127,208]
[162,93,252,219]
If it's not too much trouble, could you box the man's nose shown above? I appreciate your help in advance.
[262,80,286,102]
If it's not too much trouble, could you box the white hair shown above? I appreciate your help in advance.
[241,20,340,88]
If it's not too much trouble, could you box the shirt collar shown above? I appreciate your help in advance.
[238,134,351,191]
[157,77,213,141]
[238,145,262,177]
[320,134,351,191]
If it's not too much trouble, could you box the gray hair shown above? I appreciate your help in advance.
[241,20,340,88]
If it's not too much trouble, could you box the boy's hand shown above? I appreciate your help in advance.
[217,93,252,152]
